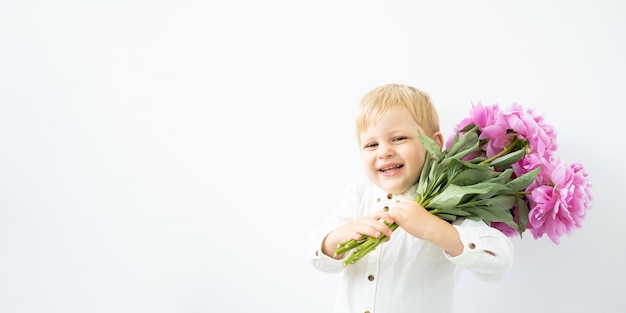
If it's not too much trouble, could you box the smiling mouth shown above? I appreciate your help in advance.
[379,164,404,173]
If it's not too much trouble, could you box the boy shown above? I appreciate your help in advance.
[308,84,513,313]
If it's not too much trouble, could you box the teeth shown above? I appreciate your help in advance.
[380,165,401,171]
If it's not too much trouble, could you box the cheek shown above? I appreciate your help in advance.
[405,148,425,169]
[361,152,375,166]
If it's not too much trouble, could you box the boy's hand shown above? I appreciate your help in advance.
[322,210,395,259]
[389,198,442,241]
[390,198,464,256]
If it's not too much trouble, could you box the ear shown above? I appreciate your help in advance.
[432,131,444,150]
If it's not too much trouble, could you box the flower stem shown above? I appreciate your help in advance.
[335,234,369,255]
[480,139,518,164]
[339,222,399,267]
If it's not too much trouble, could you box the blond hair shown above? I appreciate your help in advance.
[355,84,440,143]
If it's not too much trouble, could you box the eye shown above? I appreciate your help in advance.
[392,136,408,142]
[363,142,378,150]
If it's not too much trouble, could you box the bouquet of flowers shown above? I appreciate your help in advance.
[335,102,593,267]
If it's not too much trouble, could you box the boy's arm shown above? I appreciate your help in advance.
[391,198,513,281]
[322,210,395,259]
[390,198,465,255]
[307,184,362,273]
[420,214,465,256]
[445,218,514,281]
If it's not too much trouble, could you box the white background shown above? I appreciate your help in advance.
[1,1,624,312]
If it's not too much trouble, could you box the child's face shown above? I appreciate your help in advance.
[359,107,428,195]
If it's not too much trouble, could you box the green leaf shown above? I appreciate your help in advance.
[453,158,492,171]
[488,148,526,168]
[447,126,479,157]
[458,194,517,210]
[449,140,480,161]
[423,157,445,197]
[494,168,515,183]
[416,152,433,195]
[417,130,443,160]
[466,156,488,164]
[449,166,502,186]
[462,206,516,229]
[426,183,512,210]
[505,166,542,192]
[476,167,513,185]
[433,169,450,189]
[516,195,530,234]
[435,207,473,217]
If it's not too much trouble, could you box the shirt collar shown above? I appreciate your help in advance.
[371,183,419,203]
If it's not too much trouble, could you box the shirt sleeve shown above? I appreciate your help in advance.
[308,236,345,273]
[444,218,514,282]
[307,184,362,273]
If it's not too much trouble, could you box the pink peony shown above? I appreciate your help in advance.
[491,221,520,238]
[500,103,558,158]
[512,153,545,182]
[442,101,591,245]
[526,157,592,244]
[446,102,502,150]
[456,102,502,131]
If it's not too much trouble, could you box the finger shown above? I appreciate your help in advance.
[350,231,365,241]
[370,211,395,225]
[367,219,394,237]
[352,222,385,239]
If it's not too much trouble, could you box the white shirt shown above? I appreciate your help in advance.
[308,182,514,313]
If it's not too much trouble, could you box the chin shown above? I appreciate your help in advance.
[372,176,412,194]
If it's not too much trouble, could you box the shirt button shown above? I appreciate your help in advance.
[468,243,476,249]
[376,198,381,203]
[387,193,393,199]
[383,206,389,212]
[367,274,375,281]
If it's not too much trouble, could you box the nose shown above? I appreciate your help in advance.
[377,143,394,159]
